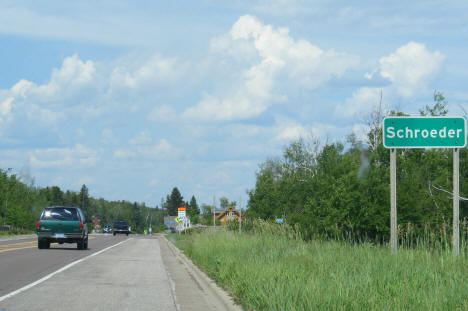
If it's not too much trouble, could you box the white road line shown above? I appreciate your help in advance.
[0,238,132,302]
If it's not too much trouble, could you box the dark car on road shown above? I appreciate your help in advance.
[36,206,89,250]
[113,221,130,236]
[103,224,112,234]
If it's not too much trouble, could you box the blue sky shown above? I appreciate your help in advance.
[1,1,467,207]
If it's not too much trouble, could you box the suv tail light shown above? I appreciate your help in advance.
[36,220,40,229]
[79,221,83,230]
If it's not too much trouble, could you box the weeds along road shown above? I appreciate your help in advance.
[0,234,239,311]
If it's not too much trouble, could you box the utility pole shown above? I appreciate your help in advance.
[213,196,216,230]
[149,213,152,235]
[238,197,242,233]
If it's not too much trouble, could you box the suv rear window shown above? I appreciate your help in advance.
[41,207,79,221]
[113,221,128,227]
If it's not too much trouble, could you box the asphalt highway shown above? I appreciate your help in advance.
[0,234,128,297]
[0,234,240,311]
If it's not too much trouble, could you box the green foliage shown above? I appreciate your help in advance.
[219,196,237,209]
[176,227,468,311]
[163,187,184,216]
[0,168,164,233]
[188,195,200,223]
[419,91,448,116]
[248,92,467,244]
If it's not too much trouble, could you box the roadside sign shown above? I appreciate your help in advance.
[178,207,186,219]
[383,116,466,148]
[383,115,466,256]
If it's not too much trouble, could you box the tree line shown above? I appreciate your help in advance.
[247,92,468,242]
[0,165,239,233]
[0,174,165,233]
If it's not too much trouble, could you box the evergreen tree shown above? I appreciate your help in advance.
[188,195,200,223]
[219,197,229,209]
[165,187,184,216]
[189,195,200,215]
[50,186,64,206]
[79,184,90,217]
[132,202,141,229]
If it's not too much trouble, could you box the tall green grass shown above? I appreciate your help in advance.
[176,220,468,310]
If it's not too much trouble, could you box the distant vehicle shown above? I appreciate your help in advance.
[113,221,130,236]
[36,206,88,250]
[103,225,112,234]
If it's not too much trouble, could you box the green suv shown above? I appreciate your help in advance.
[37,206,89,250]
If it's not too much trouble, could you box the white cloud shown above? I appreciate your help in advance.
[275,121,309,142]
[335,87,383,118]
[148,104,177,122]
[129,131,152,145]
[134,138,179,160]
[101,128,118,145]
[114,138,178,161]
[0,97,13,125]
[113,149,135,160]
[231,15,359,88]
[31,54,97,102]
[29,144,99,169]
[30,155,73,169]
[338,42,444,118]
[110,54,184,90]
[184,15,358,122]
[183,92,270,121]
[252,0,315,16]
[377,42,444,97]
[351,123,370,142]
[144,139,176,158]
[273,119,337,143]
[0,54,99,135]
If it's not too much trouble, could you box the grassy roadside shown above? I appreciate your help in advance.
[0,230,34,237]
[175,229,468,310]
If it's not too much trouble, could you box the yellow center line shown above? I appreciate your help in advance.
[0,245,37,253]
[0,236,97,253]
[0,241,36,246]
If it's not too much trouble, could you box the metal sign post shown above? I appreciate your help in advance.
[383,116,467,256]
[453,148,460,256]
[390,148,397,254]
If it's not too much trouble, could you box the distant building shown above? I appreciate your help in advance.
[216,206,243,225]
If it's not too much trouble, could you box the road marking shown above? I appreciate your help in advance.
[0,238,132,302]
[0,241,36,253]
[0,236,97,254]
[0,245,36,253]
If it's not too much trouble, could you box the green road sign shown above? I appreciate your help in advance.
[383,116,467,148]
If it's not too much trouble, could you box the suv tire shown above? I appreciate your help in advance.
[38,239,50,249]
